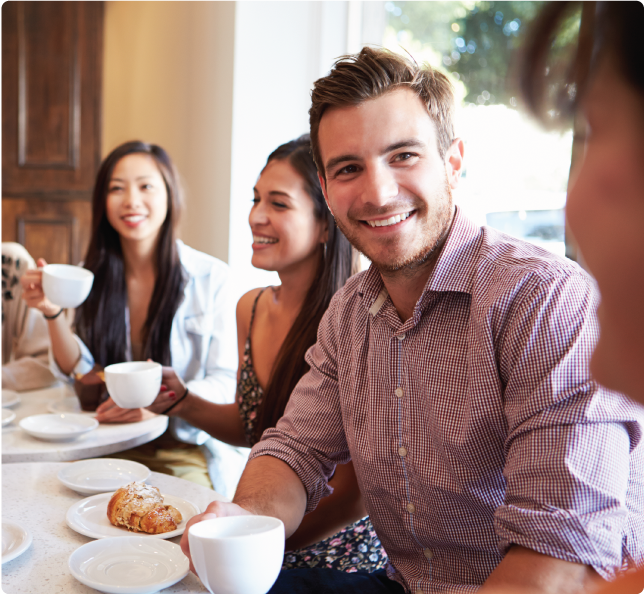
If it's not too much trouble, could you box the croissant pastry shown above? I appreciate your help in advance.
[106,482,182,534]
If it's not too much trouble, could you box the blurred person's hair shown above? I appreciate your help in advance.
[77,140,186,368]
[252,134,355,444]
[520,1,644,124]
[309,47,456,177]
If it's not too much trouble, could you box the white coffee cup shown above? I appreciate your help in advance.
[42,264,94,309]
[104,361,162,409]
[189,516,285,594]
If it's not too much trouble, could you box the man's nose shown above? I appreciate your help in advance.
[361,164,398,207]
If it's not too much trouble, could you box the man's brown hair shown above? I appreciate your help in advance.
[309,46,456,176]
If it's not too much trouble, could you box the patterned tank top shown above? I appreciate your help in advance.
[236,289,387,572]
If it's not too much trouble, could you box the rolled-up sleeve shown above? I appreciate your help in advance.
[48,324,95,383]
[249,292,350,513]
[494,270,644,579]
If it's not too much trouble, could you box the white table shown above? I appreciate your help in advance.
[2,385,168,463]
[1,461,228,593]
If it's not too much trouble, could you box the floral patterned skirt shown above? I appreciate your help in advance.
[282,516,387,573]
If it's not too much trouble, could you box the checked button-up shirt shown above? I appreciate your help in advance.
[250,207,644,593]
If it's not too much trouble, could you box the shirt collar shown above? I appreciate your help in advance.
[358,206,482,316]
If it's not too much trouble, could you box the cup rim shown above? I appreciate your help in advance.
[42,264,94,280]
[104,361,161,374]
[189,515,284,540]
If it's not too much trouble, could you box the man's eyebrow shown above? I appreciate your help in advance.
[325,139,427,172]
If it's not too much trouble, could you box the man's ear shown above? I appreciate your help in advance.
[445,138,465,190]
[318,171,334,216]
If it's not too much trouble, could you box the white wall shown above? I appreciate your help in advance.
[103,1,235,263]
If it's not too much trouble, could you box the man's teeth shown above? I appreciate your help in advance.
[253,236,278,244]
[124,215,146,223]
[367,212,412,228]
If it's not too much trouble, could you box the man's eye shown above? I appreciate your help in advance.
[394,152,415,162]
[338,164,359,175]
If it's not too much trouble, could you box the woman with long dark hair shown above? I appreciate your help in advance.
[144,135,387,571]
[21,140,240,491]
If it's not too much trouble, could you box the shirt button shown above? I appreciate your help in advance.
[406,502,416,514]
[423,548,433,560]
[398,446,407,457]
[397,334,406,341]
[395,387,403,398]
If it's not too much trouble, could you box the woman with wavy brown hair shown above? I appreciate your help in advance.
[146,135,387,572]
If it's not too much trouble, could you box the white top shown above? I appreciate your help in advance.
[49,241,248,497]
[2,384,168,463]
[1,461,228,593]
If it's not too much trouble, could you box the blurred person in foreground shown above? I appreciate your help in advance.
[2,242,56,391]
[180,47,644,593]
[518,2,644,593]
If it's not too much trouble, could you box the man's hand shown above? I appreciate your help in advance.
[180,501,253,573]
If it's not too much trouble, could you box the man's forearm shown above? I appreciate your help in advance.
[480,545,604,594]
[232,455,308,538]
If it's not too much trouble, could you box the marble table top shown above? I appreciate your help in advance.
[2,384,168,463]
[1,461,228,593]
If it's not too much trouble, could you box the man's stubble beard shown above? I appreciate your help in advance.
[333,179,454,278]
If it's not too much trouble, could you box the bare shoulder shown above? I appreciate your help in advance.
[236,288,264,338]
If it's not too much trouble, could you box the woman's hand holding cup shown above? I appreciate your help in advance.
[20,258,60,317]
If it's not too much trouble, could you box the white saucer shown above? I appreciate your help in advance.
[58,459,152,495]
[47,396,96,415]
[66,492,199,540]
[68,535,189,594]
[2,408,16,426]
[1,389,20,408]
[2,521,33,564]
[19,413,98,441]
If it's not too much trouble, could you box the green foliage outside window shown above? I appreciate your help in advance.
[385,1,581,107]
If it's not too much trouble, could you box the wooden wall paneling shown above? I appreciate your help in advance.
[2,1,103,199]
[2,198,92,266]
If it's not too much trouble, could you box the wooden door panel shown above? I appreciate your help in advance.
[2,1,103,198]
[19,1,78,169]
[2,198,91,266]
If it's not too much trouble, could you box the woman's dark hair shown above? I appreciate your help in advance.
[75,140,186,367]
[251,134,355,444]
[520,1,644,124]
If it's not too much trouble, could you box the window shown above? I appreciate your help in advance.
[382,1,581,258]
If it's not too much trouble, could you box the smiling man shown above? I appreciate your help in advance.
[181,48,644,593]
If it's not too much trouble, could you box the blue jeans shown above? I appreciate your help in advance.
[268,568,407,594]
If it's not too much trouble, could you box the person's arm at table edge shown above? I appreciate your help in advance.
[479,545,604,593]
[179,454,308,571]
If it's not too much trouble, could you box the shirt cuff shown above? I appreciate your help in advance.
[495,503,627,580]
